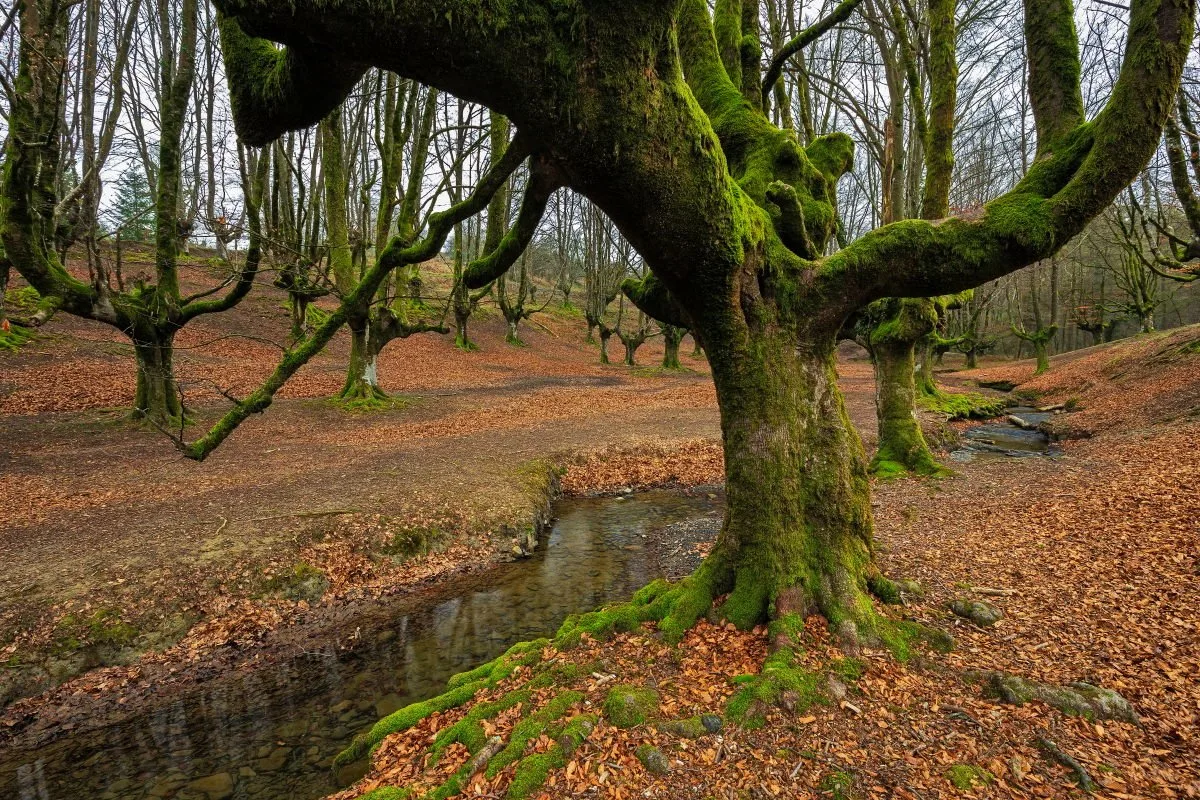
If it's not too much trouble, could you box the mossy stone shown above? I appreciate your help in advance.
[603,684,660,728]
[634,744,672,775]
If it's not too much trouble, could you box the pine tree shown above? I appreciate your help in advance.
[110,166,155,242]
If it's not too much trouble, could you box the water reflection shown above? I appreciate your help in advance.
[0,490,720,800]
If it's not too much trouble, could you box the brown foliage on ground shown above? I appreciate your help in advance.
[340,335,1200,800]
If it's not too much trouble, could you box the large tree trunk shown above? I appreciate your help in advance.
[696,330,883,644]
[965,347,978,369]
[598,326,612,364]
[454,308,475,352]
[133,332,183,423]
[871,339,942,477]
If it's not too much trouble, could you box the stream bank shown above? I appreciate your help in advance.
[0,490,723,800]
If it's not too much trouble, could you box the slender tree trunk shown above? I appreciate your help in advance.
[694,330,884,642]
[599,326,612,364]
[871,339,942,477]
[133,332,183,422]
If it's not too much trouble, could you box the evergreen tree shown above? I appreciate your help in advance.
[110,166,155,242]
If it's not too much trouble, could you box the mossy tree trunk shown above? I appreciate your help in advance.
[864,298,943,476]
[693,328,883,641]
[869,337,942,477]
[133,330,183,423]
[598,324,613,365]
[662,324,684,369]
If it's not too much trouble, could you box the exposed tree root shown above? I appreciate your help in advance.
[971,670,1139,723]
[335,574,957,799]
[1036,736,1098,793]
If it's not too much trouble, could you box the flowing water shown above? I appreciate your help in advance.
[0,491,722,800]
[951,408,1058,462]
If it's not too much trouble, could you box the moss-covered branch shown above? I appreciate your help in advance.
[215,13,367,147]
[463,155,562,289]
[621,274,693,330]
[761,0,865,109]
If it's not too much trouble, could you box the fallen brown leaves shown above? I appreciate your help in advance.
[561,439,725,495]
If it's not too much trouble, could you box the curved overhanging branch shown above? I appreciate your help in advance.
[180,133,534,460]
[621,273,694,330]
[463,154,563,290]
[216,12,369,146]
[822,0,1195,310]
[761,0,865,110]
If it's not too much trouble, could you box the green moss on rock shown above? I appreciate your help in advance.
[603,684,660,728]
[946,763,994,791]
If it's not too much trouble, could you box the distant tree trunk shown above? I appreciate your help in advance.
[662,324,684,369]
[870,337,941,477]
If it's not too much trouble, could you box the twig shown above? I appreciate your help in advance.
[247,509,362,522]
[215,516,229,535]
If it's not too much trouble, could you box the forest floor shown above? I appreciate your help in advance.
[331,327,1200,800]
[2,252,1198,798]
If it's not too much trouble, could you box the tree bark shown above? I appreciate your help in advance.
[133,332,183,423]
[662,326,683,369]
[871,338,942,477]
[696,329,882,641]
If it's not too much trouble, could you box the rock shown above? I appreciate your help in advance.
[186,773,234,800]
[656,715,710,738]
[700,714,723,733]
[253,747,291,773]
[329,699,353,715]
[950,598,1003,627]
[238,767,257,779]
[826,675,848,701]
[146,775,189,797]
[977,671,1139,723]
[275,719,309,739]
[374,693,404,718]
[602,684,660,728]
[896,578,924,598]
[335,760,370,787]
[634,744,672,775]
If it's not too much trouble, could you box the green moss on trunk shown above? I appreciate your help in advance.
[870,338,946,478]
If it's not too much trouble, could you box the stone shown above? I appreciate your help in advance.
[329,699,353,714]
[238,767,257,779]
[634,744,671,775]
[602,684,660,728]
[374,693,404,718]
[253,747,291,773]
[977,671,1139,723]
[950,598,1003,627]
[186,773,234,800]
[700,714,723,733]
[275,719,309,739]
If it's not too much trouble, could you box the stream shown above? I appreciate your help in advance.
[0,490,722,800]
[951,408,1058,461]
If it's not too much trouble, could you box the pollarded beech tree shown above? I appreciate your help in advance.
[204,0,1192,647]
